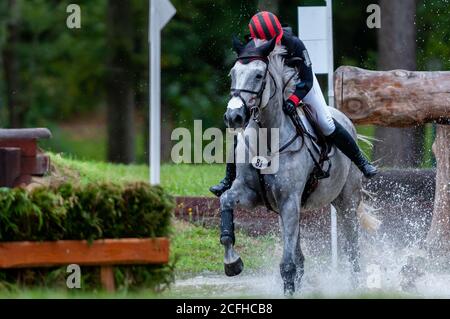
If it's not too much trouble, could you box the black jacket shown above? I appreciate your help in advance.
[281,27,314,101]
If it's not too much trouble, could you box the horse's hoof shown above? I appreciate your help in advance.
[284,282,295,297]
[224,257,244,277]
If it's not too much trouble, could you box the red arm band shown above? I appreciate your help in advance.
[288,94,301,107]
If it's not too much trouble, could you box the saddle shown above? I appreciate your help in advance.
[298,105,334,156]
[292,104,334,206]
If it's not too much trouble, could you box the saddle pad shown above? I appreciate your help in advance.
[296,108,335,157]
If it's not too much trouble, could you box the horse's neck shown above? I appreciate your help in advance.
[260,96,296,143]
[256,67,298,147]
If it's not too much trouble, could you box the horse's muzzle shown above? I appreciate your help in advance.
[224,107,247,129]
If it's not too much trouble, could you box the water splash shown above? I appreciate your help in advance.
[170,231,450,298]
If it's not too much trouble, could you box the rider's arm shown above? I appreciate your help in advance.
[283,35,314,106]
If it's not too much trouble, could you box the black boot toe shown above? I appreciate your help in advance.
[209,181,232,197]
[361,163,378,179]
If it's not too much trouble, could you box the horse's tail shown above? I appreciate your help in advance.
[357,199,382,233]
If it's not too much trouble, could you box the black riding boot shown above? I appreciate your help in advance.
[328,119,378,178]
[209,163,237,197]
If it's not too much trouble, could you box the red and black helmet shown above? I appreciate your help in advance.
[249,11,283,44]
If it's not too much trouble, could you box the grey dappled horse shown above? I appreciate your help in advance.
[220,37,378,295]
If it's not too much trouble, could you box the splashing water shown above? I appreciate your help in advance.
[169,231,450,298]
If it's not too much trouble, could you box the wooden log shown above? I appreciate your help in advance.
[426,125,450,255]
[0,238,170,269]
[334,66,450,127]
[0,128,52,140]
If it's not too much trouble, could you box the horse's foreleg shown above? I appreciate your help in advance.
[220,184,257,277]
[279,195,302,296]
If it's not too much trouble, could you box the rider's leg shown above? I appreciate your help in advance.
[328,120,377,178]
[210,136,237,197]
[302,75,336,136]
[303,75,378,178]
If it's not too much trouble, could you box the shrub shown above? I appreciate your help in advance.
[0,182,175,291]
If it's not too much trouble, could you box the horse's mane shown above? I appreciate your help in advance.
[254,39,297,106]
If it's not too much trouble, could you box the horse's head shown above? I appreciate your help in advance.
[224,37,277,129]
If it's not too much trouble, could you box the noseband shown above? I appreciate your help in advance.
[230,56,277,124]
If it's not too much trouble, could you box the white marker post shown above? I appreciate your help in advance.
[326,0,334,108]
[298,1,337,270]
[149,0,176,185]
[297,0,334,107]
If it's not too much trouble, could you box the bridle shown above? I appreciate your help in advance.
[230,56,277,125]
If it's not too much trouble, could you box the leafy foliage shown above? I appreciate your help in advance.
[0,182,175,291]
[417,0,450,71]
[0,182,174,241]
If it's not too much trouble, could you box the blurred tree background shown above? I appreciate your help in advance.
[0,0,447,167]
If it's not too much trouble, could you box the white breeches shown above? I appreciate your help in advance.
[302,74,336,136]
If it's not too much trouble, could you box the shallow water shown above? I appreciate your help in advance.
[169,236,450,298]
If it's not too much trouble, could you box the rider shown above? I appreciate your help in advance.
[210,11,377,197]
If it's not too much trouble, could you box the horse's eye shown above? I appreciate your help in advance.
[256,74,263,80]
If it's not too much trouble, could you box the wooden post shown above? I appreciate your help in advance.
[426,125,450,255]
[0,128,52,188]
[0,148,21,187]
[100,266,116,292]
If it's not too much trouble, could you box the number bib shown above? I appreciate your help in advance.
[251,156,269,170]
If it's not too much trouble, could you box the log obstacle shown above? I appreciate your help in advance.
[335,66,450,255]
[0,128,52,188]
[0,238,170,291]
[334,66,450,127]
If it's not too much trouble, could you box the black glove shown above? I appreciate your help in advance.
[283,100,298,116]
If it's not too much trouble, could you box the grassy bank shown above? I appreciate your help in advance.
[50,153,222,197]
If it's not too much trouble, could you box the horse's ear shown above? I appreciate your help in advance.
[258,36,277,57]
[232,35,245,56]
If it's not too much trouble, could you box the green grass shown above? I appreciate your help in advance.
[50,153,223,197]
[171,221,276,276]
[422,124,436,168]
